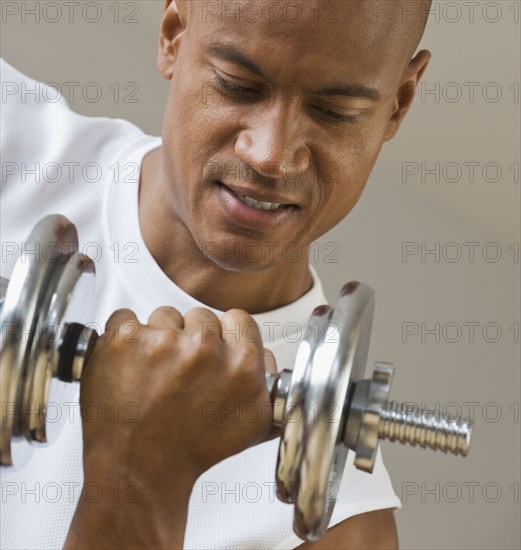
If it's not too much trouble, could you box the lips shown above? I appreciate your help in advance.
[216,181,299,233]
[219,181,299,208]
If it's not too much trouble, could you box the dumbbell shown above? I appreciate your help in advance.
[0,214,472,541]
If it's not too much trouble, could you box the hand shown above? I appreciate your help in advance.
[65,306,277,549]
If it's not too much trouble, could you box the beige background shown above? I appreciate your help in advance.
[1,1,520,548]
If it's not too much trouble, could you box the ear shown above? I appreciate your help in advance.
[383,49,431,141]
[158,0,189,80]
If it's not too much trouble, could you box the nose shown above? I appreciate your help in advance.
[234,104,310,180]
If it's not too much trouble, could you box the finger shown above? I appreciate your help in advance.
[147,306,184,331]
[259,349,280,444]
[104,308,139,332]
[104,308,141,343]
[263,348,278,376]
[220,309,262,350]
[183,307,222,341]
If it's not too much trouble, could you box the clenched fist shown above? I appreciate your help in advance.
[65,306,278,549]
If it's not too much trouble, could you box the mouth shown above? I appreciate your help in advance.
[233,192,287,211]
[221,182,299,210]
[216,181,299,233]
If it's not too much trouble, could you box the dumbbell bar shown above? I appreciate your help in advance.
[0,215,472,542]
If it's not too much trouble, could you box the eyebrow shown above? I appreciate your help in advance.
[206,43,269,80]
[308,83,381,101]
[205,42,381,101]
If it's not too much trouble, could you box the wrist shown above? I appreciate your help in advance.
[65,476,192,549]
[65,454,196,549]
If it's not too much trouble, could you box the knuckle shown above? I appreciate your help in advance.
[105,308,135,330]
[119,319,141,342]
[143,329,175,358]
[232,343,262,373]
[102,320,141,347]
[150,305,182,318]
[200,320,221,341]
[190,306,219,320]
[222,308,253,323]
[221,309,261,345]
[241,319,262,344]
[187,307,222,333]
[184,332,223,364]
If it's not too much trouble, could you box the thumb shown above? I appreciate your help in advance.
[263,348,278,375]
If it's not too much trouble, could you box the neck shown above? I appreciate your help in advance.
[138,147,314,314]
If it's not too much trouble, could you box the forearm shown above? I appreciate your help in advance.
[64,493,188,550]
[64,467,194,549]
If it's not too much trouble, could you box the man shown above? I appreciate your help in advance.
[0,0,432,547]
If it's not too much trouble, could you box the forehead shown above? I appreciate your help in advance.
[190,0,411,87]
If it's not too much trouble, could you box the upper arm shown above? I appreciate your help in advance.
[295,508,398,550]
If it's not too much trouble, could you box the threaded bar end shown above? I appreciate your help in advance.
[378,401,472,456]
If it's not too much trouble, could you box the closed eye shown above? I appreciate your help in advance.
[212,69,361,124]
[212,71,261,99]
[313,105,361,124]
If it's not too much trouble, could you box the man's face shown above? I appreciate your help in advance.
[158,0,423,272]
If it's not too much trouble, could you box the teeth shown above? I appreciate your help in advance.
[237,193,286,211]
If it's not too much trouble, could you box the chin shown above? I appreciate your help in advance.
[196,238,278,273]
[202,250,276,273]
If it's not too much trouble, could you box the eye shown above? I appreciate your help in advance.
[212,71,261,101]
[313,105,361,124]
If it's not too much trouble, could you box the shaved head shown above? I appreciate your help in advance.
[172,0,433,67]
[408,0,434,54]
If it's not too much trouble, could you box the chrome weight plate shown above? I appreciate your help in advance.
[0,214,94,469]
[292,282,375,541]
[276,304,333,503]
[23,250,95,448]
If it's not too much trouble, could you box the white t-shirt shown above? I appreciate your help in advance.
[0,59,400,550]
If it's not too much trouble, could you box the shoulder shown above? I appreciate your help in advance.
[1,58,145,166]
[296,508,398,550]
[0,59,155,278]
